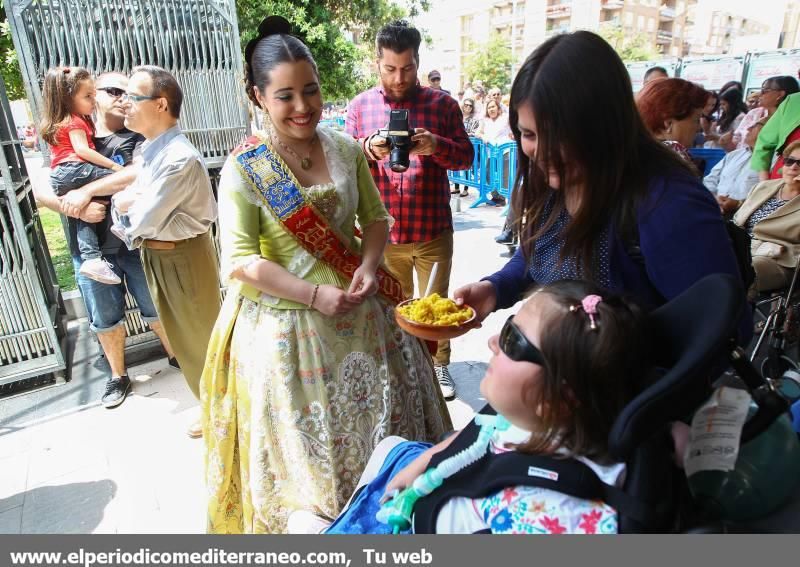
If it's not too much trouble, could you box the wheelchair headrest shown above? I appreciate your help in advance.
[608,274,744,461]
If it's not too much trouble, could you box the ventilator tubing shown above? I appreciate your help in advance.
[377,414,511,533]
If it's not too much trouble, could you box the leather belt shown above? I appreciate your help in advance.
[142,239,186,250]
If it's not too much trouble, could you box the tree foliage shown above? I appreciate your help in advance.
[463,33,513,91]
[598,24,658,63]
[0,1,26,100]
[236,0,427,101]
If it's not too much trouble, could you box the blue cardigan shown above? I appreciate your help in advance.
[484,172,753,343]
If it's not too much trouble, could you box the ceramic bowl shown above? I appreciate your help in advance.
[394,298,477,341]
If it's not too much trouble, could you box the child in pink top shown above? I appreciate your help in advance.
[41,67,124,284]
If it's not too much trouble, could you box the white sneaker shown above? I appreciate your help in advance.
[79,257,122,285]
[435,365,456,400]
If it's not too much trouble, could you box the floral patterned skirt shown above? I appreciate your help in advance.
[201,291,452,534]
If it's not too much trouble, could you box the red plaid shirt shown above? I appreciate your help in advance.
[346,85,474,244]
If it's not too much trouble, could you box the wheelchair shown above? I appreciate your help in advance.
[749,255,800,390]
[410,274,800,533]
[609,273,800,532]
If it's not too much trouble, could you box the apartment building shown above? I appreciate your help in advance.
[421,0,698,90]
[417,0,797,91]
[595,0,696,57]
[780,1,800,48]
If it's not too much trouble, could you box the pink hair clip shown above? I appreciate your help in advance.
[569,294,603,330]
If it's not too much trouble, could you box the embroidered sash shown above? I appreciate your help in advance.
[234,136,406,305]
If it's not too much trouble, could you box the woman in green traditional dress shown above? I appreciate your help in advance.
[201,16,452,534]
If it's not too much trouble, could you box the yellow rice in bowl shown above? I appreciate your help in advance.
[397,293,474,326]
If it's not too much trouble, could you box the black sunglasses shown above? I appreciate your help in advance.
[98,87,126,98]
[784,156,800,168]
[499,315,546,366]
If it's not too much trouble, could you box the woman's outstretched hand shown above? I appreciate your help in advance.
[313,284,363,316]
[452,281,497,327]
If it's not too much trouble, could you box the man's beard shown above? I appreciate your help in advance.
[382,82,415,102]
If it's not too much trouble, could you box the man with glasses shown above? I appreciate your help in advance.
[346,20,473,400]
[487,87,506,112]
[110,66,221,437]
[35,72,177,410]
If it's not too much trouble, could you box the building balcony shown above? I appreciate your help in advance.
[656,30,673,43]
[546,4,572,18]
[659,6,676,20]
[493,13,512,26]
[601,0,624,10]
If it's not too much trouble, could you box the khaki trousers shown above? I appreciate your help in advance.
[384,231,454,366]
[141,231,221,399]
[753,255,794,292]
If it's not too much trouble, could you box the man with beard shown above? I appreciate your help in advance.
[346,20,473,400]
[35,72,177,410]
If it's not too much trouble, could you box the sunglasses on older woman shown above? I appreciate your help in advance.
[784,157,800,168]
[499,315,547,366]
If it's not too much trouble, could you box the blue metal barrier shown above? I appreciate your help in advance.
[320,117,346,129]
[448,137,485,193]
[689,148,726,176]
[474,141,517,209]
[448,139,517,209]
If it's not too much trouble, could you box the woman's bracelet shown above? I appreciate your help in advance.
[308,283,320,308]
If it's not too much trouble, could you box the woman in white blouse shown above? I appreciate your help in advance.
[479,99,512,144]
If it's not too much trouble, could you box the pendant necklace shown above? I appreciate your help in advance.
[273,133,317,170]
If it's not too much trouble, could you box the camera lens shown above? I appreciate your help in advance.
[390,147,409,172]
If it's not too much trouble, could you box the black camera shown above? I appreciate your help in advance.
[378,109,414,173]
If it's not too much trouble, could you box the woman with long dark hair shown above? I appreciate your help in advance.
[454,31,749,340]
[704,88,747,150]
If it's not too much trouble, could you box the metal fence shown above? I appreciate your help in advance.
[6,0,249,168]
[0,78,66,386]
[3,0,246,382]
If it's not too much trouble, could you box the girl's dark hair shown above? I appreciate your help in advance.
[40,66,94,146]
[717,88,747,132]
[509,31,692,273]
[375,20,421,63]
[765,75,800,107]
[719,80,742,95]
[244,15,318,106]
[516,280,647,459]
[704,91,719,118]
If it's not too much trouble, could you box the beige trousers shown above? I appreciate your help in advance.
[383,231,454,366]
[141,231,221,399]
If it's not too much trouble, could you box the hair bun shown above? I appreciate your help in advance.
[245,15,292,69]
[257,15,291,38]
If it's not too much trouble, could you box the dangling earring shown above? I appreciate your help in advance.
[262,110,273,137]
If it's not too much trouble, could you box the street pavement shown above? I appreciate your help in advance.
[0,165,522,533]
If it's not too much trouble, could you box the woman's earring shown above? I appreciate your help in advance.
[263,110,273,136]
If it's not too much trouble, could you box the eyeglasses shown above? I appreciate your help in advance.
[784,156,800,168]
[463,104,473,108]
[121,92,159,103]
[499,315,546,366]
[97,87,126,98]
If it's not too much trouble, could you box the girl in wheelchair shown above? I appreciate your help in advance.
[289,280,648,534]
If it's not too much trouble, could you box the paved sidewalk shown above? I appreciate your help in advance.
[0,181,520,534]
